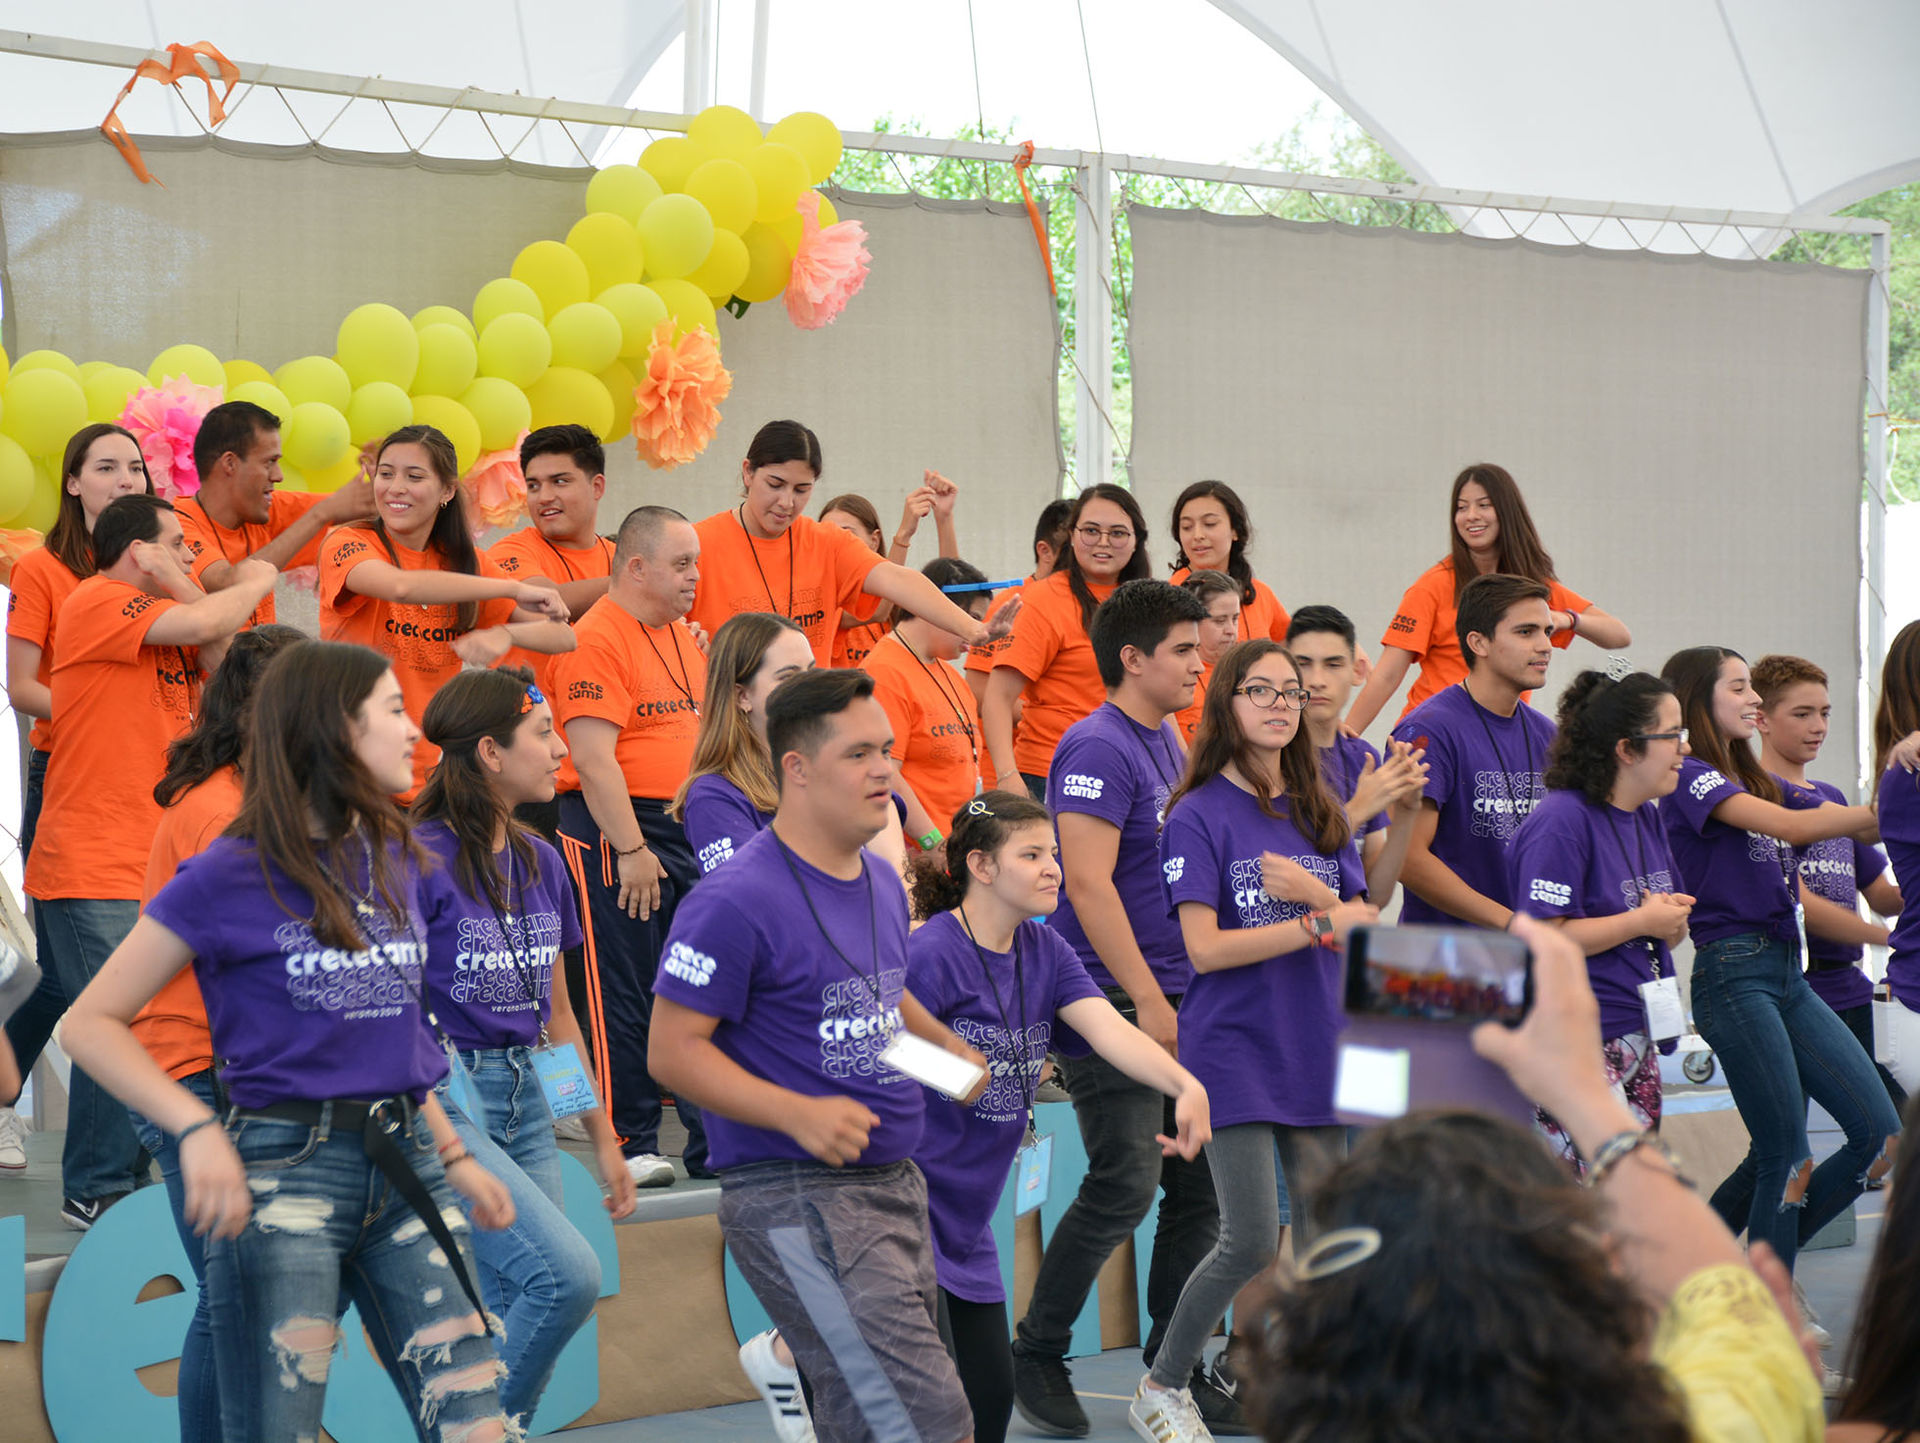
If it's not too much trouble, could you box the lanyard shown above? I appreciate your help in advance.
[955,907,1039,1131]
[319,834,455,1055]
[1601,805,1667,980]
[738,506,795,620]
[533,532,614,582]
[772,831,890,1026]
[1460,683,1538,819]
[193,498,245,567]
[896,634,978,767]
[478,844,553,1045]
[638,618,697,708]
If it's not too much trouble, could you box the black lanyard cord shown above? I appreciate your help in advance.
[954,906,1039,1124]
[738,506,795,620]
[638,618,697,708]
[897,633,978,766]
[1460,683,1539,819]
[772,831,888,1024]
[1601,805,1667,979]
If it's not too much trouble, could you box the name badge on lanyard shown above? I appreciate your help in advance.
[532,1042,600,1120]
[1014,1131,1053,1216]
[1638,976,1686,1042]
[441,1044,487,1130]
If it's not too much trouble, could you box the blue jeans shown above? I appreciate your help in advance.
[204,1107,508,1443]
[437,1047,601,1424]
[130,1069,223,1443]
[5,747,66,1102]
[35,897,145,1199]
[1690,933,1900,1272]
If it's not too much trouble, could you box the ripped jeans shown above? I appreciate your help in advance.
[203,1108,512,1443]
[1690,932,1901,1273]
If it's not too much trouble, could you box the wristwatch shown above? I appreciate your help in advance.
[1301,910,1335,946]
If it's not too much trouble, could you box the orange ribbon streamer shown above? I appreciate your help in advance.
[99,41,240,186]
[1012,141,1057,297]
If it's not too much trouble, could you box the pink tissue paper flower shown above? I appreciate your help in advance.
[119,376,224,500]
[461,439,531,530]
[785,191,871,330]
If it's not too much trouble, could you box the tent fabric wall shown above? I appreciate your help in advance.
[0,134,1063,578]
[1124,203,1870,785]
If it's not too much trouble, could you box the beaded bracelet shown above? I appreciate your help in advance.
[614,840,648,858]
[174,1115,221,1145]
[1584,1129,1691,1189]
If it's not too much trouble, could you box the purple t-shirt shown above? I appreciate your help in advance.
[144,835,446,1110]
[1876,765,1920,1009]
[653,826,923,1170]
[683,773,770,876]
[1159,772,1363,1128]
[908,912,1102,1302]
[1507,789,1680,1042]
[1048,702,1191,994]
[1782,776,1884,1012]
[1660,757,1797,947]
[416,822,584,1050]
[1390,683,1554,926]
[1320,734,1388,838]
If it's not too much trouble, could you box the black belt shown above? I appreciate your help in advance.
[233,1096,496,1334]
[1806,957,1854,974]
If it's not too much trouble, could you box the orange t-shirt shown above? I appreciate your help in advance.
[5,545,83,752]
[995,571,1115,778]
[866,632,985,839]
[179,491,328,628]
[688,510,884,665]
[552,602,707,801]
[1383,559,1592,720]
[131,766,242,1080]
[25,577,196,901]
[1170,567,1291,645]
[1174,664,1212,745]
[486,527,616,697]
[318,528,519,798]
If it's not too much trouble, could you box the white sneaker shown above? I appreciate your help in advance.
[0,1107,26,1172]
[624,1152,675,1188]
[738,1328,815,1443]
[1129,1378,1215,1443]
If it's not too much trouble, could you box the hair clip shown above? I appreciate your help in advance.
[965,799,993,817]
[1603,655,1634,682]
[1293,1226,1382,1281]
[520,683,546,714]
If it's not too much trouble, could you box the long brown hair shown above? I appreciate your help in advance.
[1447,463,1557,602]
[44,423,154,578]
[670,612,807,820]
[1660,645,1779,804]
[154,625,306,808]
[1836,1094,1920,1436]
[229,642,423,949]
[1064,483,1152,631]
[1170,479,1257,606]
[1167,639,1348,854]
[356,425,483,632]
[414,666,542,916]
[1873,619,1920,790]
[819,492,884,552]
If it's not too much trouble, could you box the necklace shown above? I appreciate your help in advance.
[738,505,795,620]
[896,633,978,767]
[772,830,887,1022]
[193,498,244,567]
[1459,682,1539,823]
[955,905,1039,1127]
[533,530,615,581]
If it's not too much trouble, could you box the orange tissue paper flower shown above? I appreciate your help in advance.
[0,527,43,588]
[631,322,731,470]
[785,191,871,330]
[461,440,531,530]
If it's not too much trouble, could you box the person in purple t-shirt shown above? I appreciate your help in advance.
[1872,621,1920,1097]
[1659,644,1895,1275]
[1507,671,1694,1172]
[908,790,1208,1443]
[1140,639,1415,1443]
[649,668,988,1443]
[1391,574,1559,929]
[62,642,518,1442]
[414,666,639,1425]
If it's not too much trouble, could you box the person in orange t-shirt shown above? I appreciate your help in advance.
[126,622,303,1439]
[1344,463,1632,735]
[319,425,573,800]
[687,420,997,666]
[1172,569,1242,744]
[984,484,1151,800]
[552,505,711,1187]
[964,497,1072,712]
[181,400,375,627]
[868,557,992,851]
[23,493,274,1221]
[1166,480,1292,642]
[819,477,959,668]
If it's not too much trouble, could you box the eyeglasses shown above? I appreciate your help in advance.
[520,684,546,715]
[1631,728,1689,745]
[1235,683,1311,711]
[1075,524,1135,545]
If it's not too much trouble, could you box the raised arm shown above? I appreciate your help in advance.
[335,551,566,616]
[1343,646,1413,737]
[1709,791,1877,849]
[198,478,374,591]
[1556,603,1630,651]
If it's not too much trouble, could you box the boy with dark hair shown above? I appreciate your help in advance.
[488,423,616,688]
[1391,573,1557,928]
[650,667,988,1443]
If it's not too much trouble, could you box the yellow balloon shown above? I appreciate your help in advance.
[585,164,665,225]
[736,224,793,304]
[305,452,365,494]
[77,360,112,383]
[0,369,86,456]
[0,434,35,521]
[84,366,150,425]
[473,277,545,333]
[689,105,764,163]
[274,355,352,412]
[566,212,645,294]
[770,192,839,254]
[638,194,715,281]
[818,195,838,227]
[684,158,758,235]
[745,143,810,225]
[223,359,274,391]
[346,382,414,446]
[649,279,719,342]
[460,377,533,453]
[512,240,591,319]
[0,345,9,387]
[768,111,844,185]
[15,350,82,383]
[282,401,351,473]
[276,462,311,494]
[475,313,553,389]
[337,303,420,390]
[640,136,702,193]
[596,284,672,360]
[547,303,623,374]
[598,361,637,444]
[412,304,477,341]
[9,472,58,533]
[410,395,482,476]
[227,380,292,424]
[147,344,225,389]
[525,367,614,439]
[689,229,751,301]
[412,323,480,397]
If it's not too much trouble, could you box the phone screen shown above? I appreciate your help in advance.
[1346,925,1531,1025]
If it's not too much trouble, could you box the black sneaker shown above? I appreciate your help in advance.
[1012,1348,1089,1437]
[1191,1360,1253,1435]
[60,1193,125,1232]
